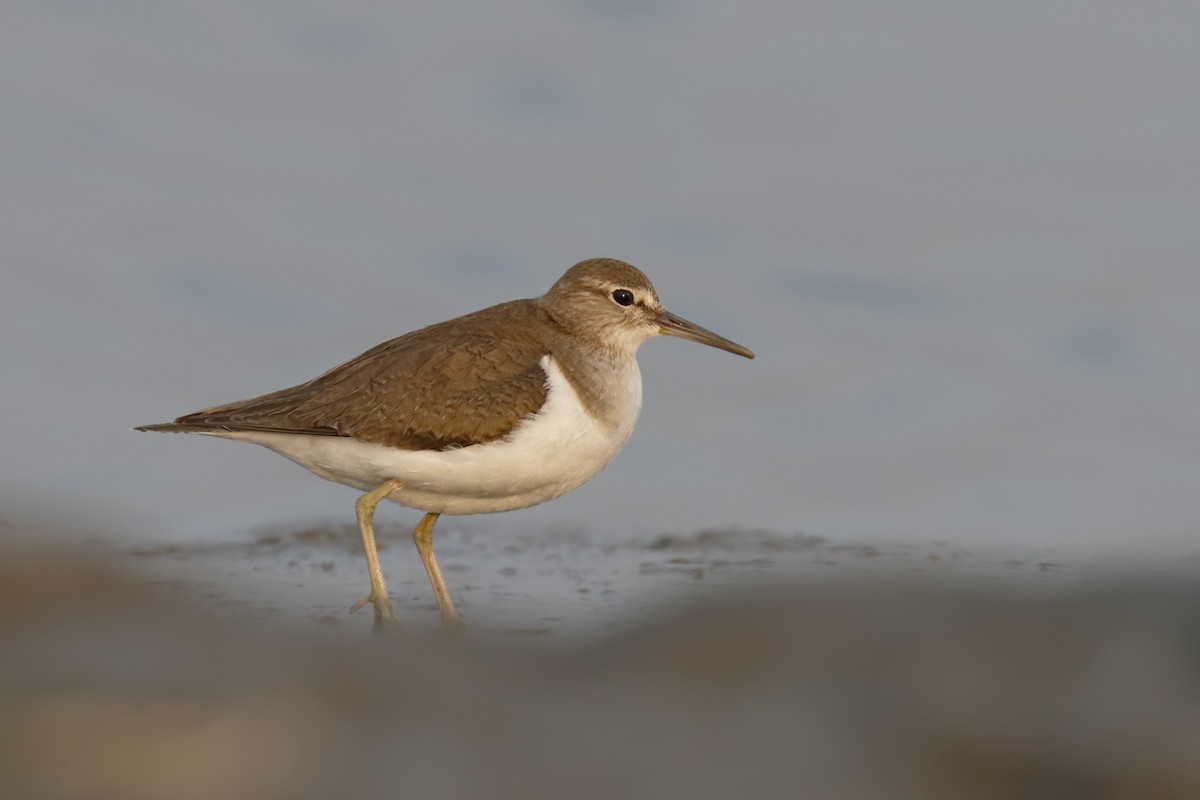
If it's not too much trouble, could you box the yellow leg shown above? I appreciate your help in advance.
[349,477,405,634]
[412,512,463,629]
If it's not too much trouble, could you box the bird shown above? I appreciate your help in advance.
[137,258,754,632]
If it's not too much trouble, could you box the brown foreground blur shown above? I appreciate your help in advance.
[2,536,1200,800]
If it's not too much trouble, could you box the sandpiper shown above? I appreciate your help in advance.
[138,258,754,632]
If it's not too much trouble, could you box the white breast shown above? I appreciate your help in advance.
[205,355,643,515]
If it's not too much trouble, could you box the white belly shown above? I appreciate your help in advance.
[201,355,643,515]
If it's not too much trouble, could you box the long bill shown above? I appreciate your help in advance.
[657,310,755,359]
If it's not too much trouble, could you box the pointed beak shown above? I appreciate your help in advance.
[657,310,755,359]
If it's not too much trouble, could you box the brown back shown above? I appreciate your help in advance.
[165,300,559,450]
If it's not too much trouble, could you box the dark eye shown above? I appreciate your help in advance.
[612,289,634,307]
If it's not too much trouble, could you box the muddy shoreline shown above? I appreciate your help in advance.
[3,525,1199,799]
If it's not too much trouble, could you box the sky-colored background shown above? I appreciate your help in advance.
[3,1,1197,552]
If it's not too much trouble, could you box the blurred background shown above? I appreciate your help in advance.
[3,1,1199,552]
[5,4,1200,799]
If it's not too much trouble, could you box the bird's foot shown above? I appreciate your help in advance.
[439,610,466,632]
[350,592,402,636]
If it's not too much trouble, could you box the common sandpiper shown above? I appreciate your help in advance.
[137,258,754,632]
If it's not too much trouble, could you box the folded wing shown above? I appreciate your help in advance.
[138,300,553,451]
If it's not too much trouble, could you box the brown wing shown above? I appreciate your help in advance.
[147,300,555,450]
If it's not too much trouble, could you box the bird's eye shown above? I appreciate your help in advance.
[612,289,634,307]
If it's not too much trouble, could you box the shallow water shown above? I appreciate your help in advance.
[4,2,1200,553]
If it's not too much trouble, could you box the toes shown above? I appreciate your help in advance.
[373,615,403,637]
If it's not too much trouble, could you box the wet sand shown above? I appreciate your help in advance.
[3,522,1200,799]
[120,521,1083,637]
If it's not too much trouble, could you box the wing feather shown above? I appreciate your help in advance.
[158,300,554,450]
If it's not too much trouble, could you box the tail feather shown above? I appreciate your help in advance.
[134,422,220,434]
[135,420,343,437]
